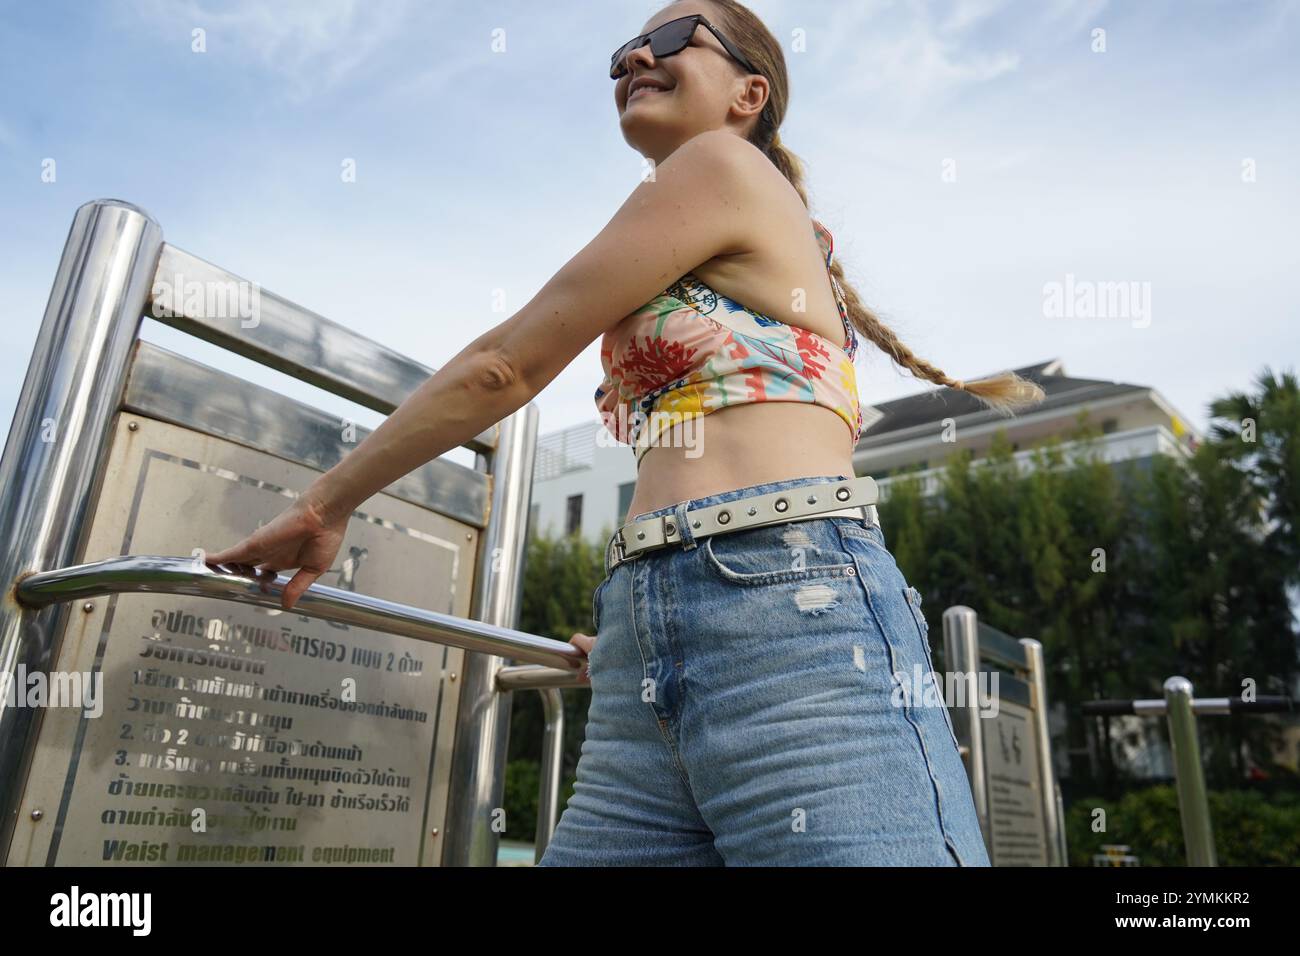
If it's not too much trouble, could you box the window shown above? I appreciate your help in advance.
[1102,418,1118,434]
[528,502,540,539]
[617,481,636,525]
[565,494,583,536]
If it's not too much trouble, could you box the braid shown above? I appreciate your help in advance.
[759,92,1043,412]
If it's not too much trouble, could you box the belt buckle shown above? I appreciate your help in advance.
[611,531,627,567]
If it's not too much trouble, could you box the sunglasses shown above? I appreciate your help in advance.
[610,14,759,81]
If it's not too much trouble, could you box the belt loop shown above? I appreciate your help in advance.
[673,501,696,551]
[839,475,874,528]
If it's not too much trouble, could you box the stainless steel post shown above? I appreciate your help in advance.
[1163,676,1217,866]
[1024,639,1064,866]
[441,404,539,866]
[942,605,990,859]
[0,200,162,861]
[533,688,565,862]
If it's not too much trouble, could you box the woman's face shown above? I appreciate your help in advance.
[614,2,768,163]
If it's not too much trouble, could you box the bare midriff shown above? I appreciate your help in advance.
[621,401,856,524]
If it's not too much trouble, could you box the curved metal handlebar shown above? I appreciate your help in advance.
[13,554,585,674]
[1081,695,1294,717]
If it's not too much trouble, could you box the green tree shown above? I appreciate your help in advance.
[1208,366,1300,585]
[1014,421,1139,784]
[503,526,604,842]
[881,379,1297,797]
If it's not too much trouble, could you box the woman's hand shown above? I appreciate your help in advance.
[204,488,350,612]
[568,632,596,684]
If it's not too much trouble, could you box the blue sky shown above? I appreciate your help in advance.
[1,0,1296,466]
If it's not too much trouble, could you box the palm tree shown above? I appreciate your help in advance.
[1208,366,1300,586]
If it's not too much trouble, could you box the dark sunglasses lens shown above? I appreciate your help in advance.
[649,17,697,57]
[610,39,638,77]
[611,17,697,77]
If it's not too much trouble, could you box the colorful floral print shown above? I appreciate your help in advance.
[594,217,863,456]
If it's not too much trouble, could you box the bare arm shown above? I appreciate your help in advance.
[303,338,522,523]
[308,130,762,521]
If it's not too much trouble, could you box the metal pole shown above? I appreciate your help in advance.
[16,554,584,671]
[1054,782,1069,866]
[1163,676,1217,866]
[0,200,162,861]
[533,688,565,862]
[942,605,990,859]
[1023,639,1064,865]
[441,404,539,866]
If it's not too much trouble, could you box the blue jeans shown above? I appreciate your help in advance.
[536,474,991,866]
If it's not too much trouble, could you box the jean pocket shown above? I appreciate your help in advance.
[902,586,961,754]
[700,521,858,587]
[831,518,890,556]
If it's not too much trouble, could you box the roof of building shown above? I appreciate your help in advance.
[854,358,1153,450]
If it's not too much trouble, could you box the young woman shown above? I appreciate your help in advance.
[207,0,1044,865]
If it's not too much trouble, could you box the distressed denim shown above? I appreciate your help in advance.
[536,474,991,867]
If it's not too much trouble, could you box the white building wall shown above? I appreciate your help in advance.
[528,421,637,546]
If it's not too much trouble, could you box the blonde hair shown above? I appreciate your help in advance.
[682,0,1046,415]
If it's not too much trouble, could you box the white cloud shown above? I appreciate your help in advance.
[1042,0,1111,33]
[126,0,414,101]
[938,0,1013,36]
[798,0,1020,115]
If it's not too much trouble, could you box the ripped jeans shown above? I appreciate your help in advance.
[535,474,991,866]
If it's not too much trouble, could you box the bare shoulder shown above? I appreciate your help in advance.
[668,129,785,192]
[663,130,805,249]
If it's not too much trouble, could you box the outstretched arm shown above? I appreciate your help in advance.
[309,129,760,523]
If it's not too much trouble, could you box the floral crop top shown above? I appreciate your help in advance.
[594,217,863,464]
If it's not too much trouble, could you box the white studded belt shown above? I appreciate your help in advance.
[605,475,880,574]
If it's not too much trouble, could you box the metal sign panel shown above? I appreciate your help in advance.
[6,413,476,866]
[979,698,1049,865]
